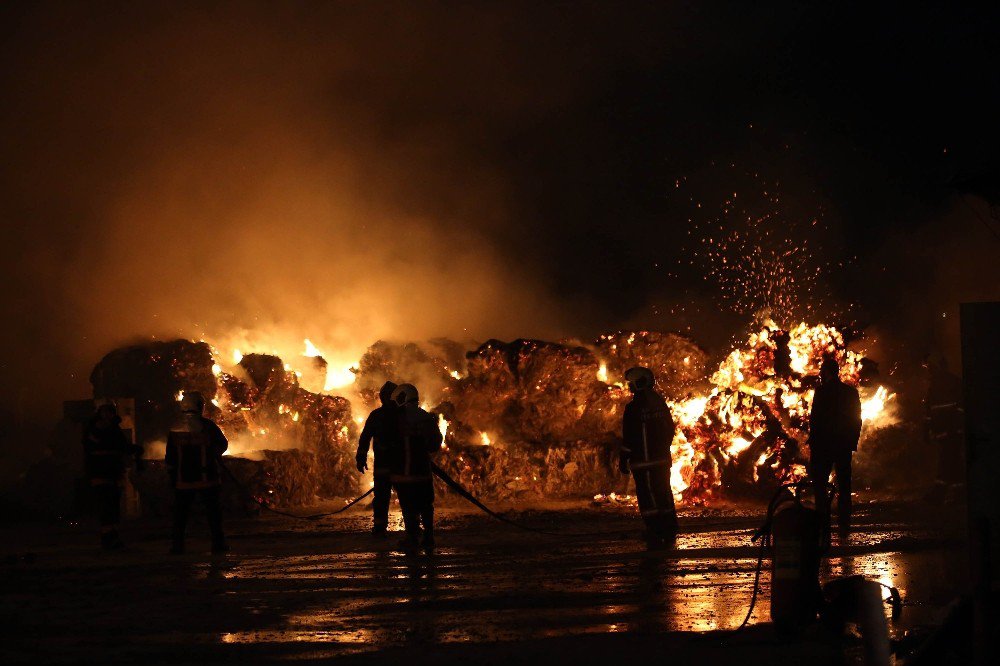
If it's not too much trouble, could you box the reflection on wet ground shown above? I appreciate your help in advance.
[0,498,967,663]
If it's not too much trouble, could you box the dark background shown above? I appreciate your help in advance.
[2,1,999,477]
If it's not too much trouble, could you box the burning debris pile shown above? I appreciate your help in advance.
[430,334,706,499]
[86,321,896,509]
[664,321,894,504]
[91,341,360,507]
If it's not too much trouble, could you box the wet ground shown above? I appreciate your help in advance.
[0,495,968,664]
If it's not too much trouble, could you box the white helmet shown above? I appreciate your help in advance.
[624,366,655,392]
[391,383,419,406]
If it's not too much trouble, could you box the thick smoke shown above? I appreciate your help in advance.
[2,2,998,481]
[0,2,616,471]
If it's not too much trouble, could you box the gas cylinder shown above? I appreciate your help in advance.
[769,488,825,634]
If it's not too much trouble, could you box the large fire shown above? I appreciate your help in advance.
[661,320,894,502]
[95,319,896,508]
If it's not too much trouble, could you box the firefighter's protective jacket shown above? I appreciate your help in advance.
[621,389,676,472]
[808,379,862,456]
[165,416,229,490]
[356,383,401,476]
[82,418,136,485]
[389,404,443,484]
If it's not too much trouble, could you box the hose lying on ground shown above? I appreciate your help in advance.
[219,459,374,520]
[431,462,625,538]
[219,457,625,535]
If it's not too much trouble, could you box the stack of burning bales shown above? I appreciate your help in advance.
[86,322,899,511]
[90,341,357,511]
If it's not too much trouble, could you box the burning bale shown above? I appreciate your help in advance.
[593,331,709,398]
[82,319,901,511]
[90,340,218,445]
[354,339,464,408]
[665,321,897,504]
[90,341,361,510]
[448,338,618,445]
[431,335,706,500]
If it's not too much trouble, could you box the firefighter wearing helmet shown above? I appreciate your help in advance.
[165,391,229,554]
[82,401,141,549]
[355,381,400,536]
[388,383,443,554]
[620,366,678,548]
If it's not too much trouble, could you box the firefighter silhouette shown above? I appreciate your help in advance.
[82,402,140,549]
[356,381,399,535]
[807,358,862,534]
[165,391,229,554]
[388,384,443,554]
[922,355,964,485]
[620,366,678,548]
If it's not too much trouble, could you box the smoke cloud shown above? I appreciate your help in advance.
[1,2,617,438]
[2,2,998,479]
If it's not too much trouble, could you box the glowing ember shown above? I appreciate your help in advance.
[437,413,449,445]
[302,337,358,391]
[597,362,609,383]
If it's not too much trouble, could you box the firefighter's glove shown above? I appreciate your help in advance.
[619,459,630,475]
[356,455,368,473]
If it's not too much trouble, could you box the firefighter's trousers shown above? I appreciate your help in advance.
[631,464,678,539]
[92,482,122,542]
[809,451,853,530]
[395,480,434,544]
[372,474,392,531]
[172,487,225,548]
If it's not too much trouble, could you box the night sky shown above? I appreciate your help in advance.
[2,2,999,472]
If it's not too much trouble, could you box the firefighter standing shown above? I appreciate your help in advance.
[356,381,399,536]
[165,392,229,554]
[388,383,443,554]
[807,358,862,534]
[82,402,140,549]
[620,366,678,549]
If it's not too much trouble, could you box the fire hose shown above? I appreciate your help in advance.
[734,481,901,635]
[218,458,622,535]
[219,459,374,520]
[430,463,614,537]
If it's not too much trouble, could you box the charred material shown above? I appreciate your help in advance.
[90,340,217,445]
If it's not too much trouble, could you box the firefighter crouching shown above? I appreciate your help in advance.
[620,366,678,549]
[389,383,443,554]
[356,381,399,536]
[165,392,229,554]
[83,402,141,550]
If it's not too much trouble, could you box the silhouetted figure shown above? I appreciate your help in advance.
[165,392,229,554]
[82,402,140,549]
[922,355,964,485]
[388,384,443,554]
[808,358,862,534]
[620,366,678,549]
[771,329,797,379]
[356,381,399,536]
